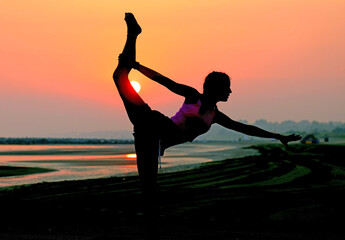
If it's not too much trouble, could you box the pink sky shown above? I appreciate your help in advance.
[1,0,344,137]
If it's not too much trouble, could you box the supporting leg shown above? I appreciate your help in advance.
[134,132,160,239]
[134,133,159,192]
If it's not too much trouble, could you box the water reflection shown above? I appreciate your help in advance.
[0,143,244,188]
[126,153,137,159]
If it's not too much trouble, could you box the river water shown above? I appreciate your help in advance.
[0,142,258,187]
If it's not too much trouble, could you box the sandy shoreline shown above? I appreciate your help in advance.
[1,143,345,239]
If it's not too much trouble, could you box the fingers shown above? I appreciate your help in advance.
[118,54,134,68]
[286,134,301,141]
[280,134,301,148]
[118,53,129,62]
[291,134,302,141]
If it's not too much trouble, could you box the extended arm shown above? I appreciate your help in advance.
[118,54,198,97]
[214,111,301,146]
[135,63,198,98]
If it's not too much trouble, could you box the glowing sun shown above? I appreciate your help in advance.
[130,81,141,93]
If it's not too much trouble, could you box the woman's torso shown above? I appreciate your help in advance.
[171,97,216,140]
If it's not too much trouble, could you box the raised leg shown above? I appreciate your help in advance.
[113,13,145,124]
[122,12,141,62]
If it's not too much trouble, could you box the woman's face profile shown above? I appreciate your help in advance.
[213,79,232,102]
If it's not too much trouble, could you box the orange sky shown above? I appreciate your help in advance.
[1,0,344,137]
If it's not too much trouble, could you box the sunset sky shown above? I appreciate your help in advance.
[1,0,344,137]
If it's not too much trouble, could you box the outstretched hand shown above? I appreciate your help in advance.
[279,134,302,147]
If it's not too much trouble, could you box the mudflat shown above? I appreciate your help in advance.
[0,143,344,240]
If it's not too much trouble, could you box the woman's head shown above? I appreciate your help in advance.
[203,71,231,102]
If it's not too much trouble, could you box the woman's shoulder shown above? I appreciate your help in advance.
[184,90,201,104]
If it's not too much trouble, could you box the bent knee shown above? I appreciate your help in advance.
[112,69,123,81]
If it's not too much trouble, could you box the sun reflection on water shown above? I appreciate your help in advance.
[126,153,137,159]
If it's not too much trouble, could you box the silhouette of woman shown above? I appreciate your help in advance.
[113,12,300,200]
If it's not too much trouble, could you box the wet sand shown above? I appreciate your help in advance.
[0,143,345,239]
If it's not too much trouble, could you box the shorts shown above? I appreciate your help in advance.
[131,104,187,155]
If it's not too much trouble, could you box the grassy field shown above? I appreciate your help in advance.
[0,143,345,239]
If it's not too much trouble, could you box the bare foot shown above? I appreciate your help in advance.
[125,13,142,36]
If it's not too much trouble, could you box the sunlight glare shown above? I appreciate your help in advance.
[126,153,137,159]
[130,81,141,93]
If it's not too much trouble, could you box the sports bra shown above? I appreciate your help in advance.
[171,99,216,139]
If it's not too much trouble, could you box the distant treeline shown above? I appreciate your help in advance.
[251,120,345,134]
[0,138,134,145]
[1,121,344,144]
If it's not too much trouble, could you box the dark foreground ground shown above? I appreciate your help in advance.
[1,143,345,240]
